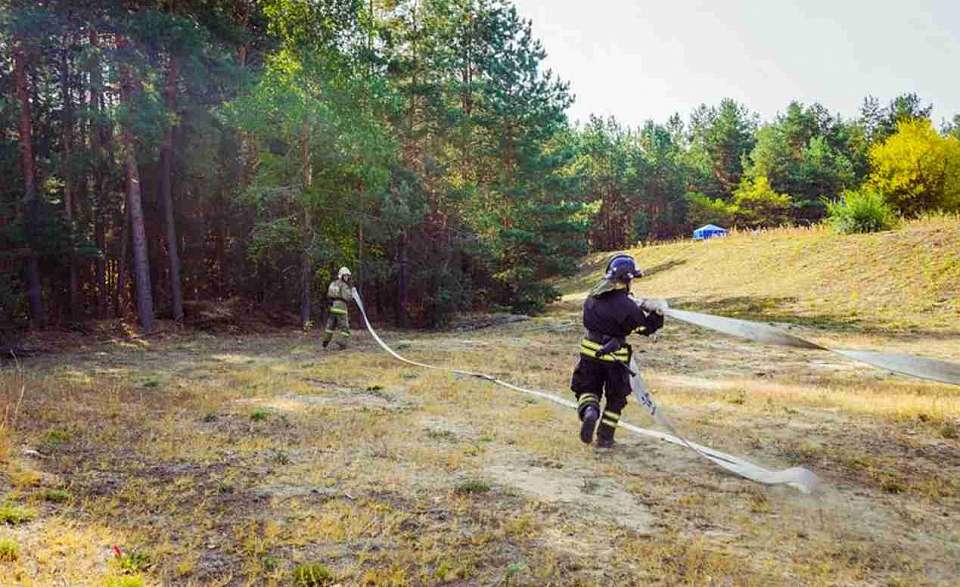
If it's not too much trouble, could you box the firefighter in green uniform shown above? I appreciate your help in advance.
[322,267,354,349]
[571,254,666,448]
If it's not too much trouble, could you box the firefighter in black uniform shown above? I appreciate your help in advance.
[572,254,665,448]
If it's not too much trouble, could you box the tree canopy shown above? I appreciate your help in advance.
[1,0,958,331]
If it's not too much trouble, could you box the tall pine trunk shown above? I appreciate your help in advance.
[117,35,155,331]
[115,203,131,317]
[159,57,183,322]
[89,28,108,318]
[13,37,45,327]
[299,120,312,328]
[397,230,408,328]
[61,39,80,322]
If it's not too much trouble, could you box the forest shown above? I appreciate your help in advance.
[3,0,960,332]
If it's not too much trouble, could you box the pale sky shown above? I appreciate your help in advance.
[511,0,960,127]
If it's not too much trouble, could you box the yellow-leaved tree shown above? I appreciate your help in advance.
[868,119,960,215]
[733,175,792,228]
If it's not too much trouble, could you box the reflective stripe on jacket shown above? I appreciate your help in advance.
[580,338,630,362]
[327,279,351,314]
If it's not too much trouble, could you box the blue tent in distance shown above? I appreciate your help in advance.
[693,224,728,240]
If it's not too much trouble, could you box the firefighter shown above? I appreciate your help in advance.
[322,267,354,349]
[571,254,666,448]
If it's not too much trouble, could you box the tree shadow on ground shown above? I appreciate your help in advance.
[642,258,687,277]
[672,295,960,339]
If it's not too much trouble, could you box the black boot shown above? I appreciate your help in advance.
[595,426,616,449]
[595,409,619,449]
[580,406,599,444]
[595,435,616,449]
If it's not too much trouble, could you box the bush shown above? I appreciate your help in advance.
[733,176,792,228]
[685,192,737,228]
[827,189,897,234]
[868,119,960,215]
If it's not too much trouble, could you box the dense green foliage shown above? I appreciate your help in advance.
[1,1,958,330]
[827,189,898,234]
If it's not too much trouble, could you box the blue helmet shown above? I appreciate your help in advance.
[605,254,643,282]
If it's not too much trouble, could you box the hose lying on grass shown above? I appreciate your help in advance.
[664,309,960,387]
[352,288,824,494]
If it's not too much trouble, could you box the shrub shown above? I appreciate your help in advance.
[868,119,960,215]
[733,176,792,228]
[827,189,897,234]
[685,191,737,228]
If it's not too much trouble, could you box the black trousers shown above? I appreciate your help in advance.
[571,356,631,441]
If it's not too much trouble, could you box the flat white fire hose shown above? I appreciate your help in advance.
[665,309,960,386]
[352,289,831,493]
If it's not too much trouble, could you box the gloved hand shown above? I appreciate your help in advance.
[640,298,669,315]
[595,338,622,358]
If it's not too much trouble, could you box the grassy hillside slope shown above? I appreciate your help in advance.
[559,216,960,333]
[2,221,959,585]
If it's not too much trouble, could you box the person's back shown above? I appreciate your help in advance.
[322,267,354,349]
[571,255,665,448]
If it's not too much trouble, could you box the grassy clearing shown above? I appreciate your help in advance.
[0,321,956,585]
[0,220,957,584]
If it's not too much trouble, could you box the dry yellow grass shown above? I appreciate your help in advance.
[559,216,960,332]
[0,219,957,584]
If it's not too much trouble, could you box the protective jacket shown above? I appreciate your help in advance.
[327,279,352,315]
[579,286,663,360]
[323,278,353,349]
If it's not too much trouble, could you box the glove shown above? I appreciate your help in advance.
[640,298,669,315]
[595,338,623,358]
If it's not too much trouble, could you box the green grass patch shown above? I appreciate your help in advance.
[292,562,335,586]
[42,427,72,448]
[455,479,491,495]
[103,576,145,587]
[116,549,152,573]
[250,408,270,422]
[0,502,36,525]
[43,488,73,503]
[0,538,20,561]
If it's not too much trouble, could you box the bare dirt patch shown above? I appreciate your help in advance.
[485,450,655,534]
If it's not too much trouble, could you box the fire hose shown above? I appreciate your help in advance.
[351,288,959,494]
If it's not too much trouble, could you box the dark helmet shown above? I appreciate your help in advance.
[605,254,643,282]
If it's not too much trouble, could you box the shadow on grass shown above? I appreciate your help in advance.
[672,295,960,339]
[642,258,687,277]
